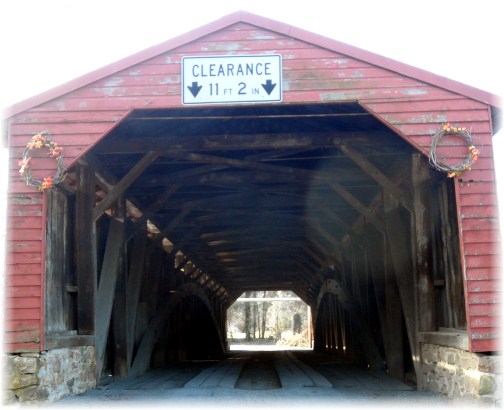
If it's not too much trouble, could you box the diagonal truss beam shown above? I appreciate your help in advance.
[337,144,412,210]
[328,180,384,232]
[93,151,159,221]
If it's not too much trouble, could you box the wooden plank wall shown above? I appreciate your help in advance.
[6,22,500,353]
[5,193,44,352]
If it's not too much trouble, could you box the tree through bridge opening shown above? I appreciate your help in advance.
[227,291,312,351]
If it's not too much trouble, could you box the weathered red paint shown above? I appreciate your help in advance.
[2,11,501,353]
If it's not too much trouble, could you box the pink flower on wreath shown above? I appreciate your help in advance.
[40,176,54,191]
[18,157,32,175]
[50,146,62,157]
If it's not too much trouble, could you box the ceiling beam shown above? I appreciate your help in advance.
[97,131,374,154]
[93,151,159,221]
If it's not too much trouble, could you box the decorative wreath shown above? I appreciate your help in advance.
[19,131,67,191]
[429,123,480,178]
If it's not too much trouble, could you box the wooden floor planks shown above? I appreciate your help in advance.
[102,350,413,392]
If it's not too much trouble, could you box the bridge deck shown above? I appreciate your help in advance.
[53,350,449,407]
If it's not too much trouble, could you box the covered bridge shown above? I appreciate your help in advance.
[2,11,502,402]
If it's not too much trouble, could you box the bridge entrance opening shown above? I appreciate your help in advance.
[43,101,466,389]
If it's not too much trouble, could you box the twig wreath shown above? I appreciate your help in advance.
[19,131,67,191]
[429,123,480,178]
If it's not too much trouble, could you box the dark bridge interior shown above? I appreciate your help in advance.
[46,102,465,385]
[91,102,415,303]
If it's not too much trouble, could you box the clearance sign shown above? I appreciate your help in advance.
[182,55,282,104]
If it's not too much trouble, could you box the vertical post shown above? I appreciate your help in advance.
[366,230,404,379]
[384,264,405,379]
[384,192,421,383]
[126,227,147,369]
[338,302,345,352]
[411,154,436,332]
[75,163,97,335]
[95,208,125,381]
[113,251,128,378]
[307,304,312,349]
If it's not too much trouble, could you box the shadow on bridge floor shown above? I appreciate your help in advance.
[50,350,450,408]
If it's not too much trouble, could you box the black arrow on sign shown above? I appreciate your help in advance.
[261,80,277,95]
[187,82,203,97]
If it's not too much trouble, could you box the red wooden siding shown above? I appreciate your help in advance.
[5,193,43,352]
[5,19,500,353]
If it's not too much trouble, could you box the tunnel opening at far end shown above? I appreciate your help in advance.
[227,291,313,351]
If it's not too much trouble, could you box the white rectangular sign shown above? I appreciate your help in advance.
[182,54,282,105]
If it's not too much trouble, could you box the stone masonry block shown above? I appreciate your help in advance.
[13,356,38,374]
[15,386,39,402]
[422,346,439,363]
[9,373,38,390]
[460,354,479,370]
[478,356,501,374]
[478,375,496,396]
[446,352,455,365]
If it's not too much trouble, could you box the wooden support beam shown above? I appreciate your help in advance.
[329,180,385,232]
[175,255,190,273]
[81,152,147,222]
[437,180,466,328]
[148,207,193,252]
[159,149,388,251]
[310,218,344,250]
[45,189,71,333]
[349,246,362,315]
[126,227,147,369]
[93,151,159,221]
[112,241,128,378]
[130,248,161,353]
[183,265,199,282]
[195,208,305,225]
[384,194,421,384]
[318,204,352,234]
[315,279,384,369]
[95,216,125,380]
[164,151,326,182]
[296,260,322,287]
[130,301,170,378]
[306,233,343,271]
[165,236,230,293]
[411,154,436,332]
[338,144,412,210]
[201,223,302,243]
[364,231,404,380]
[161,146,312,194]
[163,227,202,261]
[297,254,320,274]
[342,157,411,249]
[98,131,373,154]
[302,245,326,268]
[161,207,193,237]
[384,281,404,378]
[75,163,97,335]
[126,184,179,242]
[216,245,294,258]
[130,283,223,377]
[337,301,345,353]
[79,154,114,190]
